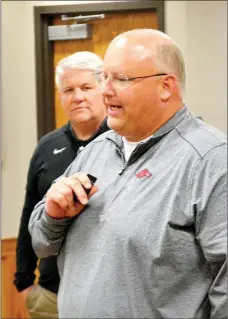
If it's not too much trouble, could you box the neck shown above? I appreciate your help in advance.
[71,117,105,141]
[151,102,184,134]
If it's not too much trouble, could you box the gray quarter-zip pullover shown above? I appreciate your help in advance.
[29,107,227,318]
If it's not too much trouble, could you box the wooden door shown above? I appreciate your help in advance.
[53,11,158,128]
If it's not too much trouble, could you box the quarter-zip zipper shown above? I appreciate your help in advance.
[119,144,141,175]
[108,131,169,176]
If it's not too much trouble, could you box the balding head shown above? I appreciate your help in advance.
[105,29,185,92]
[111,29,172,48]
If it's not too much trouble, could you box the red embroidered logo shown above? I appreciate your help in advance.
[135,168,152,178]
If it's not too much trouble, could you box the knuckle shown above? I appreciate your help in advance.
[67,178,81,189]
[73,172,86,181]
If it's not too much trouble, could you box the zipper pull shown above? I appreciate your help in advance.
[119,162,127,175]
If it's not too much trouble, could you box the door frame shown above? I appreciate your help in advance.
[34,0,165,139]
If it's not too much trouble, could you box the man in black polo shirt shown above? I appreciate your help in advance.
[14,51,109,318]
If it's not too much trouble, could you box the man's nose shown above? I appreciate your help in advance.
[101,78,115,97]
[72,88,84,102]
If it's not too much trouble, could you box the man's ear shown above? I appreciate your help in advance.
[160,75,176,101]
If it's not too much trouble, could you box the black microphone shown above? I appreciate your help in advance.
[73,174,97,203]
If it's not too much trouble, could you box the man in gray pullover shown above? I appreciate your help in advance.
[29,29,227,318]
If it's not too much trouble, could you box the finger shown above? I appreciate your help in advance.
[66,185,99,217]
[63,178,89,205]
[71,172,94,189]
[87,185,99,198]
[46,187,69,210]
[50,178,84,207]
[66,202,85,217]
[54,182,80,208]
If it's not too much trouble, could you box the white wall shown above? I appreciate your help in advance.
[2,1,37,239]
[185,1,227,132]
[2,1,227,238]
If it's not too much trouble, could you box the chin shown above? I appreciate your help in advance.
[72,115,92,123]
[107,118,125,135]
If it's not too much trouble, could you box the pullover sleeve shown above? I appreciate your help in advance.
[192,144,227,318]
[28,160,80,258]
[14,147,41,291]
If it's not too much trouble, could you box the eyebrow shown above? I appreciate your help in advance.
[63,81,93,89]
[102,71,132,77]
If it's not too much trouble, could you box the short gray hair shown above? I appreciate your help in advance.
[55,51,103,89]
[155,43,186,93]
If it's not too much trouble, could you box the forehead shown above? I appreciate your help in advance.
[103,39,155,73]
[60,69,95,85]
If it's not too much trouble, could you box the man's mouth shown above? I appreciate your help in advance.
[72,106,88,111]
[107,104,123,116]
[109,105,122,110]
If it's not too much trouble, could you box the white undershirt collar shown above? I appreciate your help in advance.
[122,134,153,161]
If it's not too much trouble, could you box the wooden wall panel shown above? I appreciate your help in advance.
[1,238,30,319]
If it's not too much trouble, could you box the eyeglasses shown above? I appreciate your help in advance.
[94,71,168,90]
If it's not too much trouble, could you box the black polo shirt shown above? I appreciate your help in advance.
[14,119,109,293]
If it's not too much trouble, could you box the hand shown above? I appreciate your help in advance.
[19,284,35,301]
[45,173,98,219]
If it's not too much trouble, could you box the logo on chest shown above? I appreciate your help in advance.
[53,147,66,155]
[135,168,152,178]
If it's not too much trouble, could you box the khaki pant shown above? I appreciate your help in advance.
[26,285,58,319]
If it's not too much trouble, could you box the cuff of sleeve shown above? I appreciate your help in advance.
[40,211,74,233]
[13,274,35,292]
